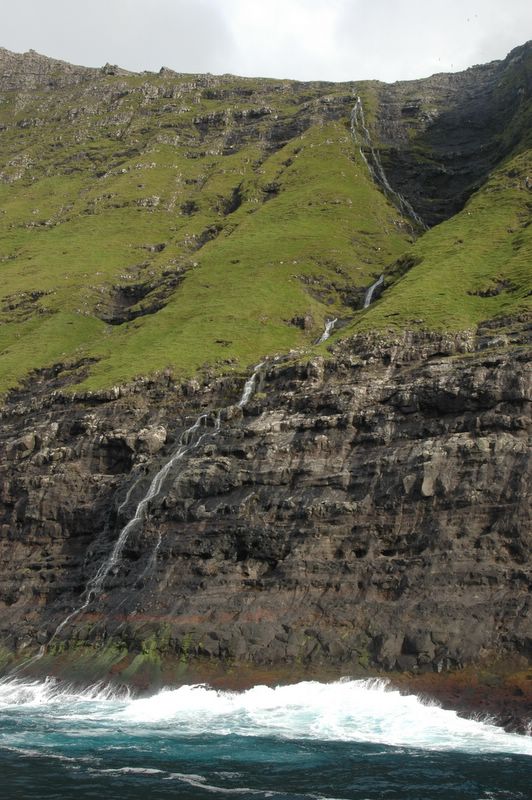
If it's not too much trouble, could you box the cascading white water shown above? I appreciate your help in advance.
[351,94,426,230]
[238,361,264,407]
[364,274,384,308]
[39,361,266,650]
[1,678,531,755]
[316,318,337,345]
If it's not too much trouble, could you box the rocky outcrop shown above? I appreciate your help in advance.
[0,326,530,678]
[0,48,100,91]
[372,41,532,226]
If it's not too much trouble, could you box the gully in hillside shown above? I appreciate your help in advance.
[351,94,426,230]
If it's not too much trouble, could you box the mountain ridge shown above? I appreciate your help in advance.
[1,41,530,86]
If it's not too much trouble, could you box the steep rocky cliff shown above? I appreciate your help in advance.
[371,41,532,226]
[0,323,529,683]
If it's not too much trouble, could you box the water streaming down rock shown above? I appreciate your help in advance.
[351,95,427,230]
[114,411,224,590]
[32,362,267,653]
[316,318,337,345]
[135,363,265,581]
[364,274,384,308]
[237,361,264,406]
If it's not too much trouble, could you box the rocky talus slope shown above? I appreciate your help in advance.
[0,325,529,683]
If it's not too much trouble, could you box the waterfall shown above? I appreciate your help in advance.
[27,361,266,657]
[351,95,426,231]
[364,274,384,308]
[316,318,337,345]
[238,361,264,406]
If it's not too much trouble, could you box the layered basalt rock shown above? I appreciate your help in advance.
[0,327,530,679]
[371,41,532,226]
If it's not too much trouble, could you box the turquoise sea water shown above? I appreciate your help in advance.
[0,678,530,799]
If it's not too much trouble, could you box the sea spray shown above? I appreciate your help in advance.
[2,677,531,799]
[0,677,531,756]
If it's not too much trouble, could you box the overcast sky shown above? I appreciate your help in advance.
[2,0,531,82]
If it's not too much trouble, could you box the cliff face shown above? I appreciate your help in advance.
[0,46,530,711]
[371,42,532,226]
[0,47,99,91]
[1,325,530,676]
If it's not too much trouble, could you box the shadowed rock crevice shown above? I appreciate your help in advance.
[368,42,532,226]
[94,271,186,325]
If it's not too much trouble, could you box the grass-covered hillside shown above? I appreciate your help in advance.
[0,45,530,394]
[351,147,532,334]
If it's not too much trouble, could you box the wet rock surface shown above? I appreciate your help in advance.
[393,661,532,735]
[0,327,530,697]
[373,41,532,226]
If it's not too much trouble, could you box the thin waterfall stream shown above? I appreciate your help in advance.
[20,361,266,664]
[316,318,337,344]
[364,274,384,308]
[351,94,426,230]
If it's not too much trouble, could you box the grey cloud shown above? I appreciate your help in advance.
[2,0,236,73]
[332,0,532,81]
[1,0,531,81]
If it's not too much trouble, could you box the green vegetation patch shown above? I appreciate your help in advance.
[0,59,530,394]
[350,150,532,333]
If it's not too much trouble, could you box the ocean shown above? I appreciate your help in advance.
[0,677,530,799]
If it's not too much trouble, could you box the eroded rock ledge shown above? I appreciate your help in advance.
[0,327,530,703]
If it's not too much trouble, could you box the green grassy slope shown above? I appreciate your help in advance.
[0,51,530,395]
[352,148,532,334]
[0,67,411,392]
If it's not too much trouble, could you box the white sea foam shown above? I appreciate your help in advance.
[96,767,165,775]
[165,773,291,796]
[0,677,531,756]
[0,676,128,707]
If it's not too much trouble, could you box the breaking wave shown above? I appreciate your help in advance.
[1,677,530,755]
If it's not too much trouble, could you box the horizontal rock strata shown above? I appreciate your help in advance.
[0,328,530,679]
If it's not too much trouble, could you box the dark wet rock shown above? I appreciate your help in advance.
[0,326,529,687]
[372,41,532,226]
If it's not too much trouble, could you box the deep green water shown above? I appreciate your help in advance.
[0,678,530,799]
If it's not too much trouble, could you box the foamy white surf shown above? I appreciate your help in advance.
[0,677,530,755]
[0,676,127,707]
